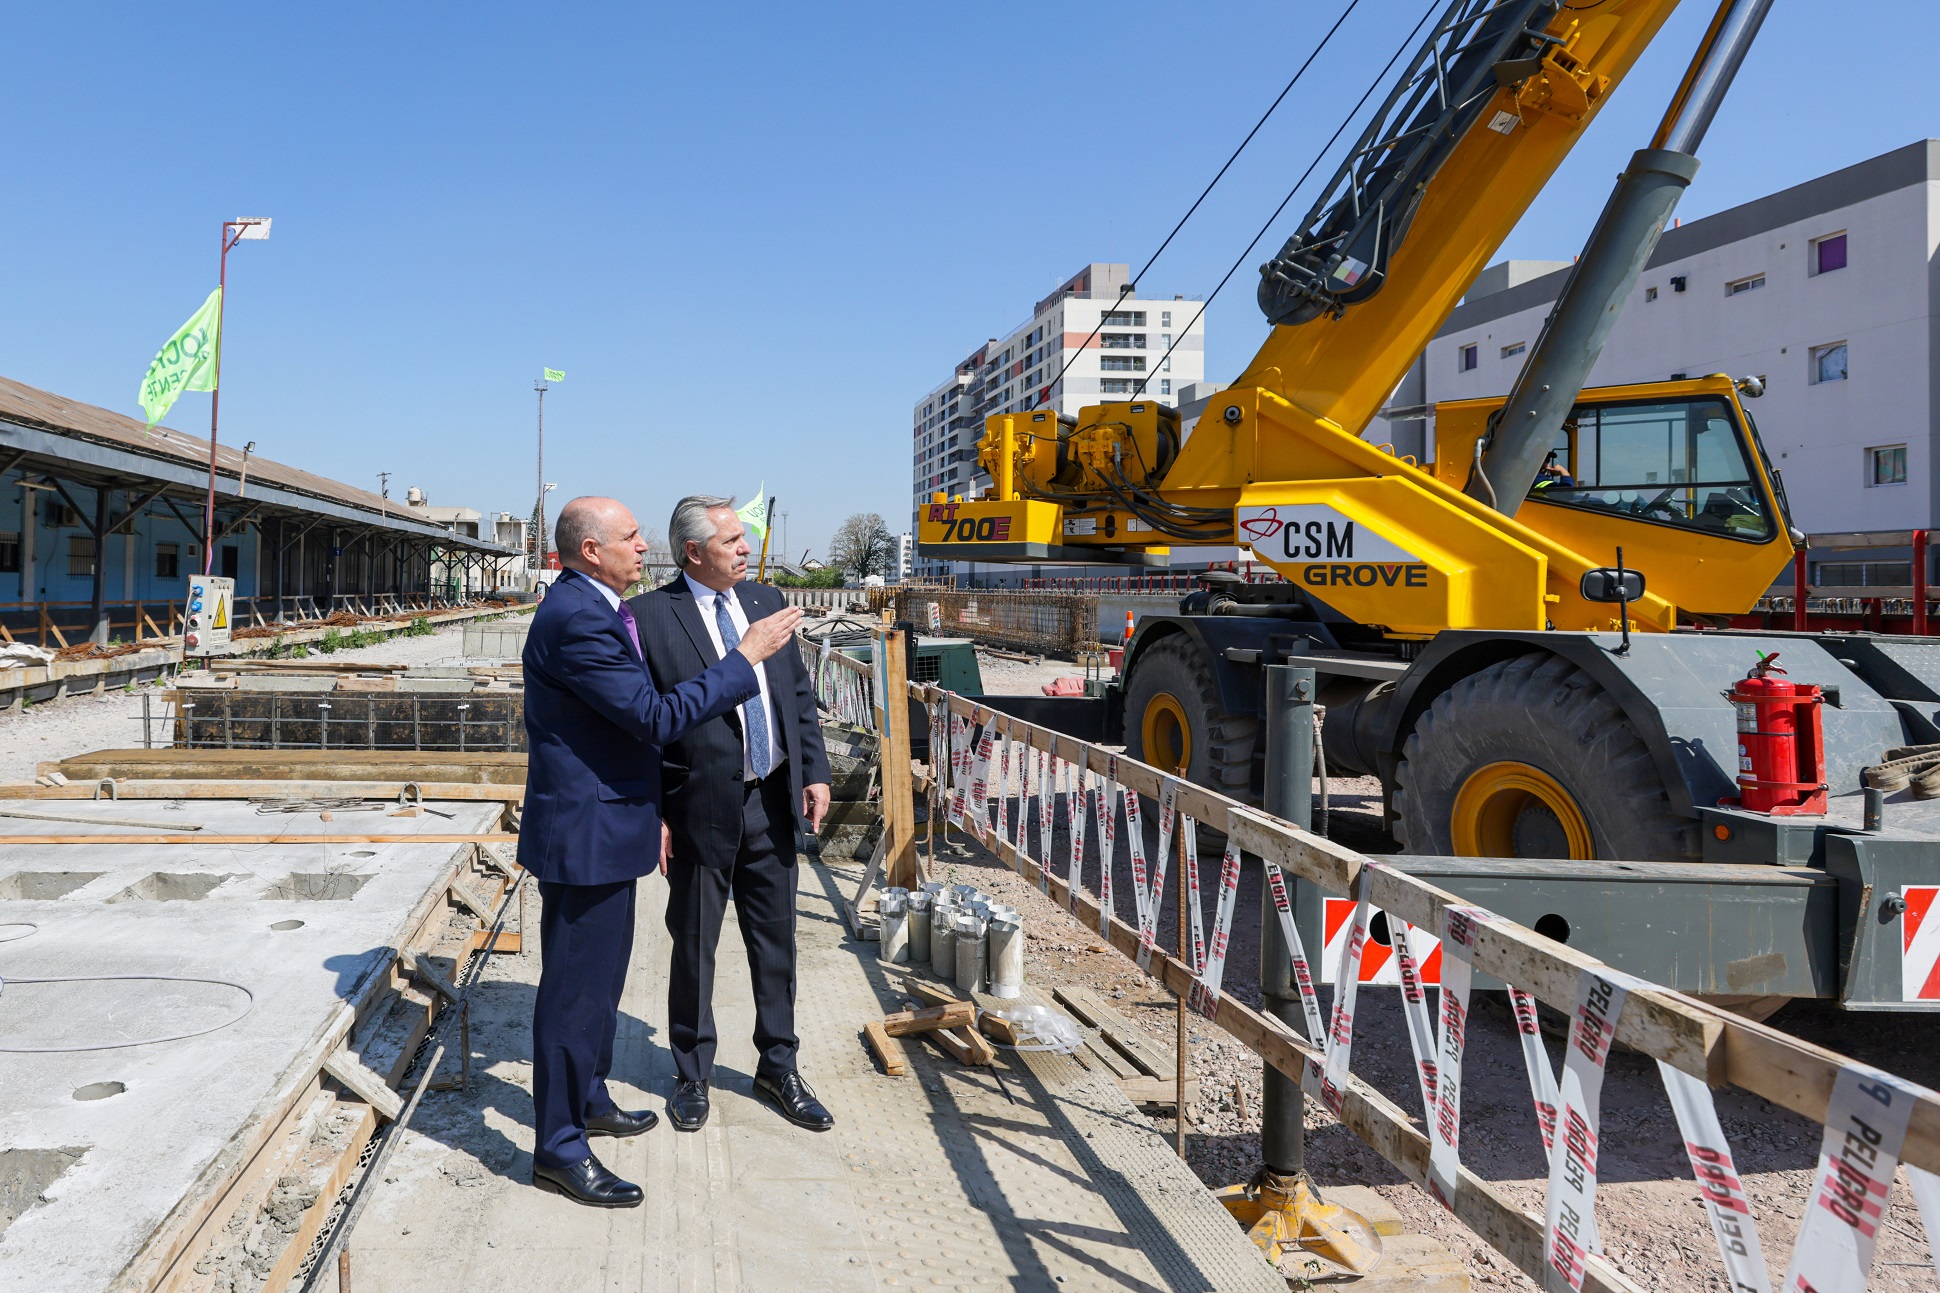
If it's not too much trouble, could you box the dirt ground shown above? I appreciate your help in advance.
[948,647,1940,1289]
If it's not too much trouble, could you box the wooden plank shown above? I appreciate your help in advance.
[321,1051,403,1121]
[863,1021,906,1076]
[948,1024,995,1067]
[923,1025,977,1066]
[0,833,517,845]
[0,806,206,831]
[468,929,521,954]
[1053,984,1169,1078]
[47,747,528,786]
[881,1001,975,1037]
[1117,1076,1200,1110]
[880,629,920,888]
[449,881,497,922]
[0,779,525,803]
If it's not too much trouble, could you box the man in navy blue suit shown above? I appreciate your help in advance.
[519,495,801,1207]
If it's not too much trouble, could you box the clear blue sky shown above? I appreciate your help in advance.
[3,2,1932,561]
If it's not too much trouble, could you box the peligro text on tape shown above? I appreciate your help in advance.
[1094,756,1117,937]
[1781,1061,1918,1293]
[1542,965,1646,1293]
[1263,862,1328,1078]
[1428,906,1487,1208]
[1392,918,1441,1116]
[997,727,1013,844]
[1065,765,1088,917]
[1142,780,1179,972]
[1035,748,1052,895]
[1124,772,1151,964]
[1511,989,1561,1160]
[1657,1061,1771,1293]
[1182,814,1206,973]
[1189,830,1243,1018]
[1311,885,1374,1116]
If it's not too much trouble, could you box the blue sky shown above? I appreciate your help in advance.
[3,2,1932,561]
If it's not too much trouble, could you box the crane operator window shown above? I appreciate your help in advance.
[1528,396,1774,541]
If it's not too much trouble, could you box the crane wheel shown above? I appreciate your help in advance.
[1393,653,1697,862]
[1123,633,1258,803]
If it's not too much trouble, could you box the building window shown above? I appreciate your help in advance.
[1100,333,1145,349]
[156,543,179,579]
[1101,310,1146,326]
[220,545,240,579]
[67,534,94,577]
[1869,445,1907,486]
[1814,233,1847,275]
[1161,311,1171,327]
[1160,379,1172,396]
[1812,342,1848,384]
[1645,286,1658,302]
[1101,356,1145,371]
[1458,344,1478,372]
[1099,379,1137,394]
[0,532,17,574]
[1726,274,1765,296]
[1501,342,1526,358]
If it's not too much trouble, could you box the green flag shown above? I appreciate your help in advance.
[544,368,565,382]
[736,486,767,543]
[139,287,222,428]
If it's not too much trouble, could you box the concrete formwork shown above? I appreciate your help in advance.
[0,799,502,1292]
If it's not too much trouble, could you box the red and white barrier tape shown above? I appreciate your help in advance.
[1511,989,1561,1159]
[1141,780,1179,972]
[1263,862,1328,1056]
[1782,1062,1921,1293]
[1124,769,1151,963]
[1428,906,1488,1208]
[1542,965,1645,1291]
[1182,814,1205,973]
[1393,917,1441,1116]
[1093,756,1118,937]
[1034,747,1052,895]
[1065,762,1088,917]
[1657,1061,1772,1292]
[1189,833,1243,1018]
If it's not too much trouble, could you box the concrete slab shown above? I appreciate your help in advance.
[0,799,501,1293]
[348,853,1284,1292]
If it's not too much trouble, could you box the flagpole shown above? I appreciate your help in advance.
[757,494,775,581]
[533,379,548,572]
[204,223,239,576]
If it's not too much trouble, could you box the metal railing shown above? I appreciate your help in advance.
[917,680,1940,1293]
[801,635,877,732]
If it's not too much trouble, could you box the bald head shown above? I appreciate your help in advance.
[556,496,647,593]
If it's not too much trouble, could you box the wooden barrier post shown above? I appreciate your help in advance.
[879,627,919,888]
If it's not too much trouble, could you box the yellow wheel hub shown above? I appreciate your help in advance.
[1451,761,1594,859]
[1142,691,1192,774]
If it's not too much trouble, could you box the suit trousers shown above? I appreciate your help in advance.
[531,877,634,1169]
[664,768,800,1083]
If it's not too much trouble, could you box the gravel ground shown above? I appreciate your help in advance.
[0,623,485,784]
[949,653,1940,1288]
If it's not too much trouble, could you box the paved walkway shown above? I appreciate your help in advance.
[351,855,1283,1292]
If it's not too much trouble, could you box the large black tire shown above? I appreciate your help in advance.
[1392,653,1696,861]
[1122,633,1258,803]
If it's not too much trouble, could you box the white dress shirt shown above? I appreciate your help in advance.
[566,568,622,611]
[683,573,780,782]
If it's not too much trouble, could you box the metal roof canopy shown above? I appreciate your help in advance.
[0,375,517,553]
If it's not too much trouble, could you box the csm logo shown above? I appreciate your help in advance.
[1282,520,1363,560]
[1235,505,1417,565]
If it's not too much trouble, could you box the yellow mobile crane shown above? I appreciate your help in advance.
[920,0,1868,868]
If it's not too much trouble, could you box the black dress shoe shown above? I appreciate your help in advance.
[584,1107,658,1138]
[667,1079,710,1131]
[532,1154,643,1208]
[754,1070,835,1132]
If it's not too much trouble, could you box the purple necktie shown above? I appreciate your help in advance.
[616,601,642,659]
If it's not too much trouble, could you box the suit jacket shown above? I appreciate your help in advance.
[632,577,831,869]
[518,571,758,886]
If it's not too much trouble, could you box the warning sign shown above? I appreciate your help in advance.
[212,594,229,630]
[1321,896,1443,985]
[1901,885,1940,1001]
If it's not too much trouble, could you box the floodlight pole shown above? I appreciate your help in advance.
[204,218,268,575]
[534,379,549,570]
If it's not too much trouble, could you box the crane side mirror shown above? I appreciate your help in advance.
[1580,568,1645,603]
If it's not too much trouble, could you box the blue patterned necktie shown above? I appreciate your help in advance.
[713,592,771,779]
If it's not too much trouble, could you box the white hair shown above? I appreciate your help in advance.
[669,494,735,570]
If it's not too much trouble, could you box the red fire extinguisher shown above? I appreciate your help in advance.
[1726,652,1827,815]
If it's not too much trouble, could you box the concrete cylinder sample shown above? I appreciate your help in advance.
[879,895,910,964]
[954,912,988,995]
[931,904,959,979]
[908,891,933,963]
[988,916,1024,999]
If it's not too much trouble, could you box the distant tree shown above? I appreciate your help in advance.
[828,512,895,583]
[772,566,845,588]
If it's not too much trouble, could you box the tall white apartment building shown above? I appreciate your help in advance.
[910,263,1207,577]
[1393,141,1939,570]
